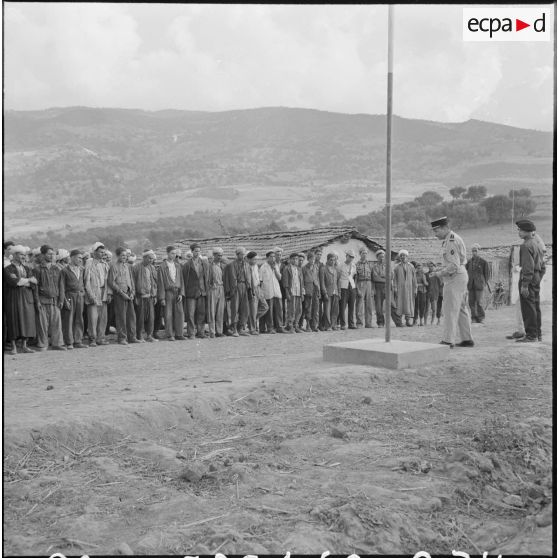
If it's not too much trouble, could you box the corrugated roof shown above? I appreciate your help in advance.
[156,226,384,261]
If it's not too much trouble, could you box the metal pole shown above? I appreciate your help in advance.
[512,187,515,230]
[384,5,394,343]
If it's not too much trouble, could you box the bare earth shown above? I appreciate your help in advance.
[3,303,553,556]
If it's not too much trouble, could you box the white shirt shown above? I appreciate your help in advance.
[291,265,301,297]
[338,261,356,289]
[250,264,260,289]
[166,259,176,282]
[259,261,282,299]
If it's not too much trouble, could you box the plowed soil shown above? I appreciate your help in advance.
[3,303,553,556]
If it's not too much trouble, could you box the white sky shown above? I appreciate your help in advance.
[4,3,555,130]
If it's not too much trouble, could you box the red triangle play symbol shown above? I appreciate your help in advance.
[516,19,530,31]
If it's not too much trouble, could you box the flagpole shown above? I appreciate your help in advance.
[385,4,394,343]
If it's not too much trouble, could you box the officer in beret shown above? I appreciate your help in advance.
[430,217,474,348]
[515,219,545,342]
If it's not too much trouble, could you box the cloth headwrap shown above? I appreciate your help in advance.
[12,245,29,255]
[57,249,70,260]
[91,241,105,252]
[143,249,156,258]
[213,247,224,255]
[471,243,481,250]
[236,246,246,255]
[398,249,409,256]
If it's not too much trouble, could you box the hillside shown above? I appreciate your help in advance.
[3,107,553,239]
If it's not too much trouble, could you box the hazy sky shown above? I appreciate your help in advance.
[4,3,554,130]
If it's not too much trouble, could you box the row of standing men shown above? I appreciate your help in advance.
[3,241,447,353]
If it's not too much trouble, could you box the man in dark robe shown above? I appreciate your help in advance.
[4,246,38,354]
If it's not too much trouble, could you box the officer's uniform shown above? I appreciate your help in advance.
[437,229,473,345]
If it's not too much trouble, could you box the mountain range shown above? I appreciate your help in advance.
[3,106,553,237]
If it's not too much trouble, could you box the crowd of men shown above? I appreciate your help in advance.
[3,217,546,354]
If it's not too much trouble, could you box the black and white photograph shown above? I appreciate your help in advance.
[3,2,554,555]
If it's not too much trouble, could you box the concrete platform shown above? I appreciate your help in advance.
[323,338,450,370]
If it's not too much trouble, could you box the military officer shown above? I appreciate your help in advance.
[430,216,473,348]
[515,219,545,343]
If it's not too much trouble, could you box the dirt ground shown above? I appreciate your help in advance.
[3,302,553,556]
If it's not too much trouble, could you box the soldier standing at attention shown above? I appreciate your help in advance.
[430,217,474,348]
[515,219,545,343]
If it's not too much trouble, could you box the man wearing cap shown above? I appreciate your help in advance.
[313,248,327,330]
[56,249,70,269]
[182,243,209,339]
[273,247,287,329]
[320,252,340,330]
[515,220,545,343]
[260,250,284,334]
[4,245,38,354]
[132,250,158,342]
[60,249,87,349]
[207,247,226,338]
[338,250,357,329]
[431,217,473,348]
[282,252,305,333]
[224,246,253,336]
[371,249,386,327]
[32,245,66,351]
[465,244,490,324]
[246,251,267,335]
[157,245,185,341]
[108,247,137,345]
[391,250,417,327]
[301,250,320,332]
[84,242,110,346]
[355,247,375,328]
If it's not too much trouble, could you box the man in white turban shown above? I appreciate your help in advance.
[391,249,417,327]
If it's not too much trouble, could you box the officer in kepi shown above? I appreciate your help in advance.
[430,216,474,348]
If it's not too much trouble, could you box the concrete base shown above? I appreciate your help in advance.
[323,338,450,370]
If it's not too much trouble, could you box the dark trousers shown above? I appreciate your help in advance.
[105,300,115,335]
[414,291,427,321]
[113,295,136,341]
[230,283,249,330]
[135,297,155,339]
[61,291,84,346]
[520,276,541,339]
[339,287,356,328]
[154,301,164,334]
[303,291,320,330]
[468,288,485,321]
[163,290,184,338]
[374,282,386,325]
[264,297,283,331]
[323,294,339,330]
[185,296,206,336]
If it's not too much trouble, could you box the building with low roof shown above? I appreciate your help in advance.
[157,227,552,306]
[155,226,386,264]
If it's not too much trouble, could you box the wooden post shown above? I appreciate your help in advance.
[385,5,394,343]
